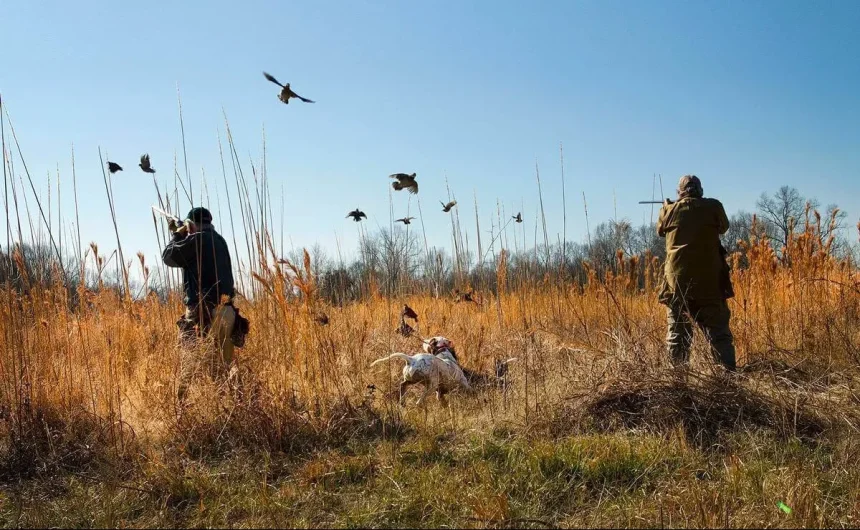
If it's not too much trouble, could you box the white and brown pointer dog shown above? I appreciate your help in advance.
[370,336,516,405]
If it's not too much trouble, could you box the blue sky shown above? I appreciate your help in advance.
[2,0,859,272]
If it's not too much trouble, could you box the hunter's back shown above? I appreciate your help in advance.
[658,197,729,302]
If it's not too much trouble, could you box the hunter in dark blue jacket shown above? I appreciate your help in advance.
[162,207,235,310]
[163,207,239,403]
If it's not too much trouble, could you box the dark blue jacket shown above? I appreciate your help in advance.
[162,225,235,308]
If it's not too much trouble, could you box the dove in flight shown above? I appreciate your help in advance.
[347,208,367,222]
[139,154,155,174]
[401,304,419,321]
[263,72,315,104]
[390,173,418,194]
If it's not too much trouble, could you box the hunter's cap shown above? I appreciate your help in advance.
[678,175,703,198]
[186,207,213,224]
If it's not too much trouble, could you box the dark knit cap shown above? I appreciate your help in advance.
[186,207,213,224]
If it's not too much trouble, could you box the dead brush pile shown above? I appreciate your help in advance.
[551,364,858,448]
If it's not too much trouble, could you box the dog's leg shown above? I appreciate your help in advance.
[419,372,440,406]
[399,381,414,406]
[415,383,432,406]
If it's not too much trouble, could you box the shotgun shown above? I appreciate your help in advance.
[151,205,191,234]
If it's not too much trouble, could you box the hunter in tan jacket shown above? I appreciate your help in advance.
[657,175,736,371]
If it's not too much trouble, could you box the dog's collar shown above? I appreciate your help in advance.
[436,348,459,363]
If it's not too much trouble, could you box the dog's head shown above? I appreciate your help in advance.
[423,336,457,360]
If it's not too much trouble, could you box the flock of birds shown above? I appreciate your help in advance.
[100,72,515,335]
[347,172,522,226]
[103,71,525,239]
[345,172,466,224]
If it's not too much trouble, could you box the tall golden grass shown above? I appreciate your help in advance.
[1,212,858,466]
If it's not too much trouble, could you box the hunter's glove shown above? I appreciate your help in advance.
[168,218,194,236]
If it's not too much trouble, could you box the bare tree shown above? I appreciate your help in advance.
[721,211,760,254]
[632,222,665,261]
[756,186,848,256]
[756,186,809,249]
[587,219,636,272]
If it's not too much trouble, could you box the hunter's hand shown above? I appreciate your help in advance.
[167,218,181,233]
[664,198,675,205]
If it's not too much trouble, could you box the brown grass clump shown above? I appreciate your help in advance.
[0,401,134,480]
[166,370,410,460]
[559,367,837,448]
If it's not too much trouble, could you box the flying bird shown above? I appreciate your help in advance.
[395,217,415,225]
[453,288,479,304]
[401,304,418,321]
[263,72,315,104]
[390,173,418,194]
[513,212,523,223]
[347,208,367,222]
[107,161,123,174]
[139,154,155,174]
[441,200,457,213]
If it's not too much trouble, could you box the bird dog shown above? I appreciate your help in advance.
[370,337,470,406]
[424,336,517,389]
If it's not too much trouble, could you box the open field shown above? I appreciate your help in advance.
[3,2,859,526]
[2,212,860,527]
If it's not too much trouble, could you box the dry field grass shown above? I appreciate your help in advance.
[2,212,860,528]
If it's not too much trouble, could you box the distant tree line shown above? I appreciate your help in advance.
[2,186,856,306]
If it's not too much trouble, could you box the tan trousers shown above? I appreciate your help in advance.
[177,304,236,402]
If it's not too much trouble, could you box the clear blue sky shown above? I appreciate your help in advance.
[2,0,859,273]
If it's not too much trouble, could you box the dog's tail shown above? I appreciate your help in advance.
[369,353,414,368]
